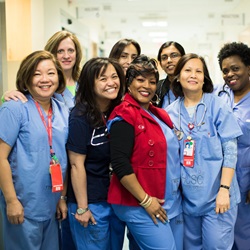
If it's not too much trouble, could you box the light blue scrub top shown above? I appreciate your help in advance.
[54,85,76,109]
[216,85,250,193]
[166,93,242,216]
[111,111,182,221]
[0,95,69,221]
[162,89,178,109]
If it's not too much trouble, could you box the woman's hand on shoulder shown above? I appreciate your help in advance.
[3,90,27,103]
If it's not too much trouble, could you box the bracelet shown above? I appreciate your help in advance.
[60,195,67,201]
[139,193,152,208]
[220,185,230,190]
[139,194,149,206]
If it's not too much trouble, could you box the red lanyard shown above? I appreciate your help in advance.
[34,100,54,155]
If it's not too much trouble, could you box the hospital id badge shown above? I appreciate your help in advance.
[183,139,195,168]
[50,163,63,192]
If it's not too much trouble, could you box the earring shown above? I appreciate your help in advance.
[151,94,160,105]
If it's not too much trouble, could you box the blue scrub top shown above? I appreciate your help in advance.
[0,95,69,221]
[216,85,250,193]
[166,93,242,216]
[54,84,76,109]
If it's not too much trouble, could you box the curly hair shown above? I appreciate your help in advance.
[125,54,159,90]
[218,42,250,69]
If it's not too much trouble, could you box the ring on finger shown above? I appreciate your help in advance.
[156,214,160,218]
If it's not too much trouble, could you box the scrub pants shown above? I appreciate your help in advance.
[68,202,125,250]
[112,204,177,250]
[0,203,59,250]
[183,206,237,250]
[128,213,184,250]
[232,192,250,250]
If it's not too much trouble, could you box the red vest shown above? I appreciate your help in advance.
[108,93,173,206]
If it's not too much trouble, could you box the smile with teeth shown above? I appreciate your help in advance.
[40,85,51,89]
[106,87,117,93]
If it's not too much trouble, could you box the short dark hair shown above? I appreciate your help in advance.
[217,41,250,69]
[172,53,213,97]
[109,38,141,60]
[75,57,125,127]
[157,41,185,62]
[126,54,159,90]
[16,50,65,94]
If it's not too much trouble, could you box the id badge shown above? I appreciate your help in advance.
[50,163,63,192]
[183,139,195,167]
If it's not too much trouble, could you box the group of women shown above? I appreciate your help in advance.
[0,29,249,250]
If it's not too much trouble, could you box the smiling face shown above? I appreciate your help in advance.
[94,63,121,111]
[179,58,204,95]
[56,37,76,73]
[29,59,59,103]
[118,44,139,74]
[128,73,157,110]
[159,45,182,77]
[221,55,250,95]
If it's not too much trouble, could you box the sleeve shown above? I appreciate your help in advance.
[66,113,90,155]
[221,138,237,169]
[110,120,135,180]
[0,104,21,147]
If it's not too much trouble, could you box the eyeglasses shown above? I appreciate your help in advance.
[90,126,109,146]
[160,52,181,61]
[57,48,75,55]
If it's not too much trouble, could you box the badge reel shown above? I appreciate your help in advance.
[183,136,195,167]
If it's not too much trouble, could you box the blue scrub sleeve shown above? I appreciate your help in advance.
[221,138,237,169]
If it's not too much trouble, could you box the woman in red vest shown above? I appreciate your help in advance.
[107,55,183,250]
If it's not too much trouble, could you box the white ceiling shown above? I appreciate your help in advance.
[70,0,250,58]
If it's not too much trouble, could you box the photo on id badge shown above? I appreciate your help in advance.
[183,139,195,167]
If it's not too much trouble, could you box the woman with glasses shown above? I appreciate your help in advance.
[107,55,183,250]
[155,41,185,108]
[66,57,125,250]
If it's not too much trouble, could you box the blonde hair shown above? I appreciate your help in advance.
[45,31,82,81]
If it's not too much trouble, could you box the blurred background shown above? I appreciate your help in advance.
[0,0,250,249]
[1,0,250,98]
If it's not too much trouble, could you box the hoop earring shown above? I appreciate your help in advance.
[151,93,160,105]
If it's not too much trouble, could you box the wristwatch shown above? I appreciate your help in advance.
[76,207,89,215]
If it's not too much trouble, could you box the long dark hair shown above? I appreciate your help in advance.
[75,57,125,127]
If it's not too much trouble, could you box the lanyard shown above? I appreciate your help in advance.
[34,100,54,156]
